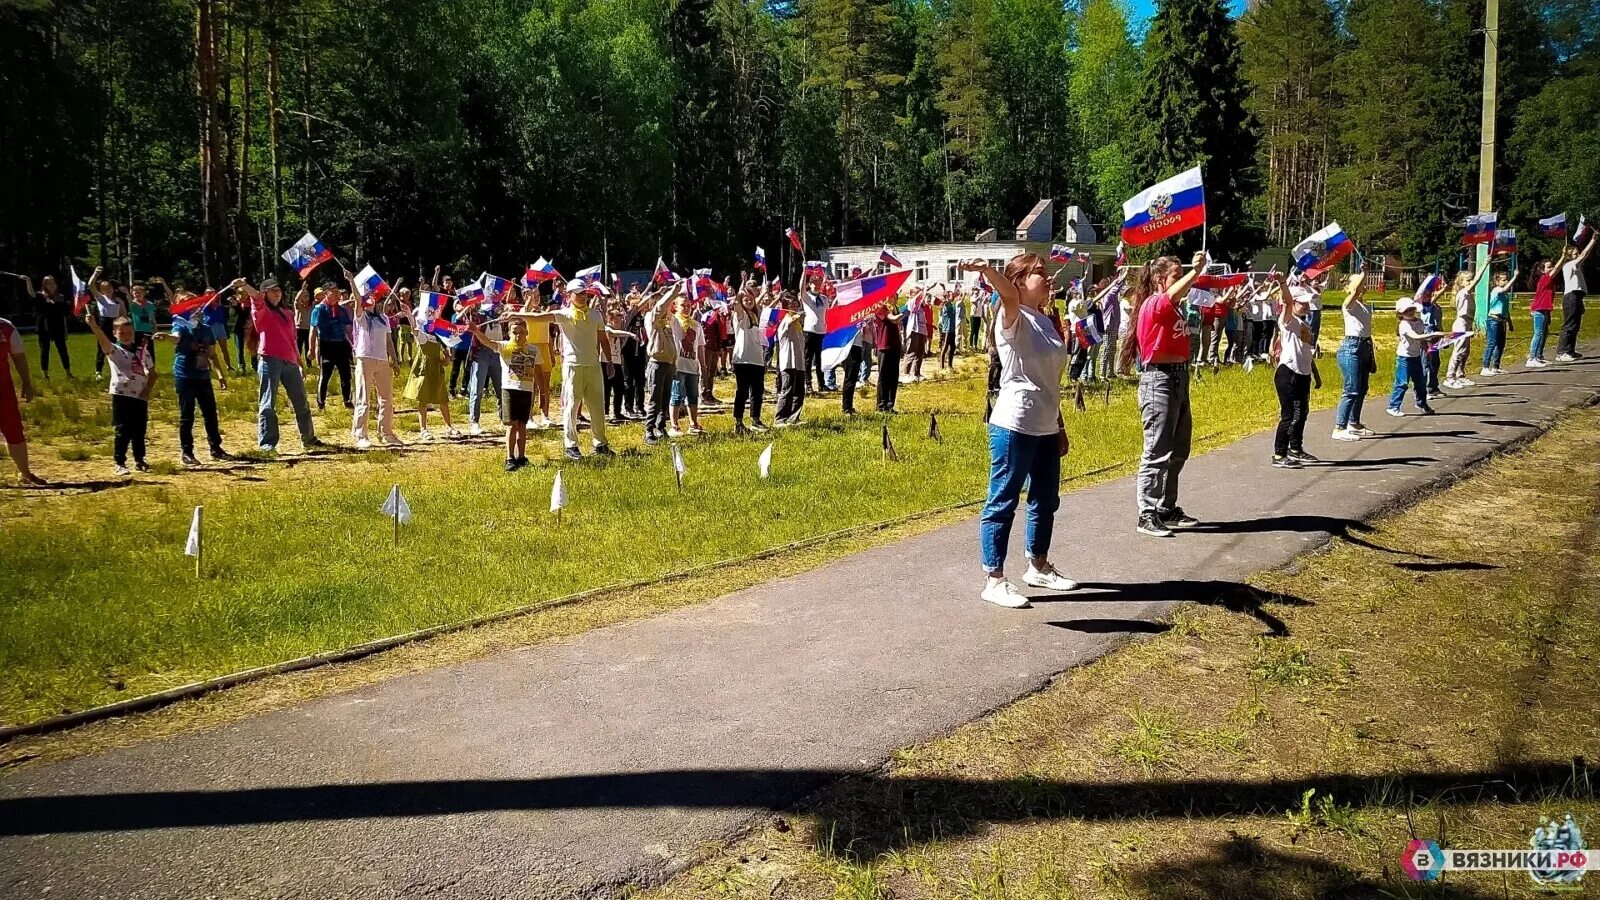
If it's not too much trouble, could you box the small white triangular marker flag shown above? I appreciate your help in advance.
[758,442,773,479]
[1244,356,1255,373]
[550,470,567,513]
[381,484,412,525]
[672,443,686,475]
[184,506,202,557]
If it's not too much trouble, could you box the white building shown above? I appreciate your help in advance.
[818,200,1121,290]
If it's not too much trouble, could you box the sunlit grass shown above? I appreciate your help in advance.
[1,303,1591,727]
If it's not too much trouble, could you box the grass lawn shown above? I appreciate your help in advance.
[1,295,1590,730]
[644,406,1600,900]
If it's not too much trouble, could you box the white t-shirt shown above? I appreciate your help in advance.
[776,316,804,371]
[800,291,826,334]
[672,317,705,375]
[550,307,601,367]
[351,311,392,361]
[107,343,152,399]
[1277,314,1314,375]
[1397,317,1429,358]
[1563,259,1587,294]
[989,305,1067,437]
[93,290,121,319]
[1342,298,1371,339]
[731,307,765,367]
[1452,288,1474,332]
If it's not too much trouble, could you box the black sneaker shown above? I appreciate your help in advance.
[593,444,615,457]
[304,438,326,449]
[210,449,234,462]
[1161,508,1199,529]
[504,458,519,472]
[181,453,201,468]
[1418,406,1437,415]
[1288,450,1319,463]
[643,431,660,445]
[1136,513,1174,538]
[564,446,582,460]
[134,460,151,473]
[1272,455,1302,469]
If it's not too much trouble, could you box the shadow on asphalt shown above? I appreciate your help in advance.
[1048,618,1171,635]
[1035,580,1310,637]
[1364,429,1478,440]
[1313,455,1437,469]
[5,760,1589,859]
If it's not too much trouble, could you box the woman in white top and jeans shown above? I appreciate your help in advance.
[1332,273,1375,441]
[1270,275,1317,468]
[960,254,1076,609]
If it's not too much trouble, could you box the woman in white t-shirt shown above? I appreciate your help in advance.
[958,253,1076,610]
[1556,229,1595,360]
[1332,272,1375,442]
[1270,275,1316,468]
[1443,266,1490,388]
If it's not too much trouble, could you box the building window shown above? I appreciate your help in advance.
[988,258,1005,272]
[946,263,960,283]
[914,260,929,282]
[833,263,850,281]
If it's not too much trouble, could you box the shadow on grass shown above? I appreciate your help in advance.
[4,760,1589,858]
[3,478,168,495]
[1121,831,1499,899]
[1034,580,1310,637]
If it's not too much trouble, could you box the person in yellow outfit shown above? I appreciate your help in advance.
[511,283,614,460]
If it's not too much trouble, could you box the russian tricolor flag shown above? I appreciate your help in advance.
[820,269,913,369]
[878,246,903,269]
[415,290,448,319]
[354,264,390,305]
[481,273,513,305]
[1073,312,1104,348]
[762,306,784,346]
[282,232,335,278]
[752,247,767,272]
[70,265,92,316]
[1414,274,1443,303]
[169,291,217,318]
[1492,228,1517,257]
[523,257,558,285]
[454,280,485,309]
[1122,167,1205,247]
[1574,215,1592,246]
[1292,222,1354,278]
[786,227,803,253]
[1115,241,1127,268]
[1462,212,1497,246]
[1049,244,1072,264]
[653,257,678,285]
[1539,214,1567,239]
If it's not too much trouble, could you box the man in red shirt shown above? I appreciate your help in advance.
[1126,251,1207,537]
[237,277,323,452]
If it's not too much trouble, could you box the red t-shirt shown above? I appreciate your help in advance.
[1531,273,1555,312]
[250,295,300,363]
[1137,292,1189,364]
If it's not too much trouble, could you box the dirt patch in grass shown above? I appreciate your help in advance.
[642,407,1600,900]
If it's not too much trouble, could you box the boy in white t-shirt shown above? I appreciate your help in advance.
[85,312,155,476]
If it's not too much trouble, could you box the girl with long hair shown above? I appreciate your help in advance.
[959,253,1077,609]
[1120,251,1207,538]
[1443,266,1490,388]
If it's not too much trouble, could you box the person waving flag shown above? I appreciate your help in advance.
[1049,245,1072,264]
[70,265,92,316]
[785,227,803,253]
[1122,167,1205,247]
[282,232,335,278]
[1292,222,1355,277]
[480,273,514,306]
[653,258,678,285]
[354,265,391,306]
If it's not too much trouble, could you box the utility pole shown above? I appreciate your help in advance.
[1474,0,1499,329]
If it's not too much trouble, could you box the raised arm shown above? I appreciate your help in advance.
[1166,252,1209,306]
[1342,272,1366,310]
[1577,231,1598,265]
[957,259,1019,333]
[82,307,117,356]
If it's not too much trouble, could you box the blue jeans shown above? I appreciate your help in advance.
[257,356,317,449]
[468,349,505,424]
[1387,355,1430,412]
[979,424,1061,574]
[1334,337,1372,429]
[1481,318,1507,369]
[1530,310,1550,360]
[671,371,700,409]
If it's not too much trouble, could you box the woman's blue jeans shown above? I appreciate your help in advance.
[1335,337,1372,429]
[979,424,1060,574]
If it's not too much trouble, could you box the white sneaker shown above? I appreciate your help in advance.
[667,426,683,438]
[445,427,463,439]
[1386,408,1405,418]
[417,429,434,441]
[355,438,372,450]
[1557,353,1577,362]
[1023,564,1078,592]
[1458,377,1475,386]
[1479,367,1494,377]
[980,579,1029,609]
[1349,425,1376,437]
[532,415,551,429]
[1331,428,1361,442]
[469,423,484,436]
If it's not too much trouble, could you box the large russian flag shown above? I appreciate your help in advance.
[1462,212,1497,246]
[1194,272,1248,290]
[282,232,334,278]
[1292,222,1354,277]
[169,291,217,318]
[1538,214,1567,238]
[70,265,92,316]
[820,269,913,369]
[1121,167,1205,247]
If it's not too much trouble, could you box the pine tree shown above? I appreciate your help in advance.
[934,0,999,238]
[1237,0,1339,247]
[1133,0,1260,259]
[1070,0,1140,226]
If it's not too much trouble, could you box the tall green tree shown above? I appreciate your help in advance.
[1069,0,1140,227]
[933,0,1000,238]
[1133,0,1260,259]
